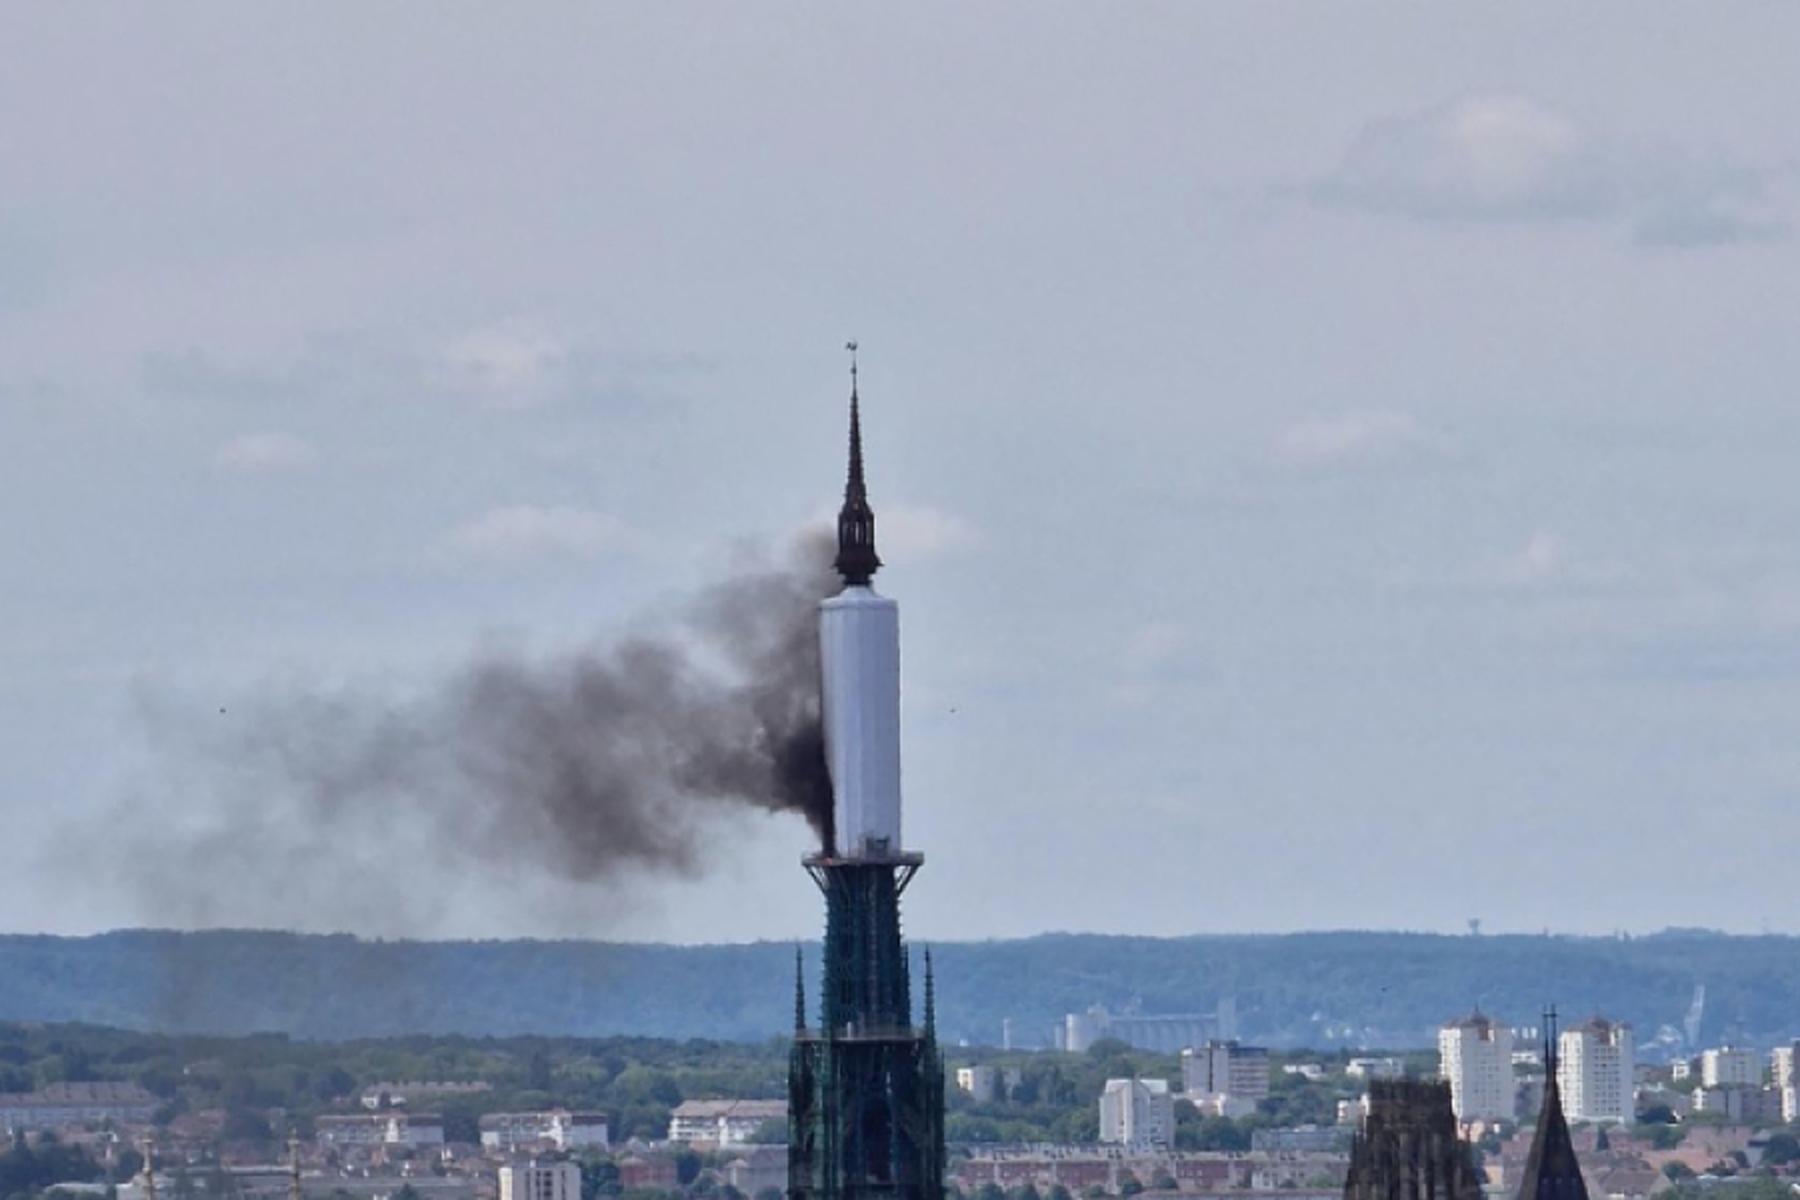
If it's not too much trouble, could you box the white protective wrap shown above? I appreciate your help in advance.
[818,585,902,858]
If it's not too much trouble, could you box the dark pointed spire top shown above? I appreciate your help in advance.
[835,340,881,586]
[794,945,807,1032]
[1517,1004,1587,1200]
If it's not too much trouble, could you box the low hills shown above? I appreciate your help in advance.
[2,928,1792,1048]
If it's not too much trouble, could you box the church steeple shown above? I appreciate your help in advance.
[834,341,881,587]
[1517,1006,1588,1200]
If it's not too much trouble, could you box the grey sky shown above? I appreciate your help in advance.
[4,4,1800,942]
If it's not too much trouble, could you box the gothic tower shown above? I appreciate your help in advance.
[789,353,946,1200]
[1343,1079,1484,1200]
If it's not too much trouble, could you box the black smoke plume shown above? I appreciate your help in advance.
[92,534,838,935]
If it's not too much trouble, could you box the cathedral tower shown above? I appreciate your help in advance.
[789,352,946,1200]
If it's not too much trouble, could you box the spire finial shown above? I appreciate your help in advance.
[834,341,880,586]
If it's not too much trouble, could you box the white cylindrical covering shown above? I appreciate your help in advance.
[819,585,902,858]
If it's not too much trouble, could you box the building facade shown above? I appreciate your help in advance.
[0,1082,158,1131]
[1771,1043,1798,1090]
[955,1067,1000,1104]
[1180,1040,1271,1111]
[670,1100,786,1147]
[480,1111,608,1151]
[315,1114,445,1148]
[1438,1012,1515,1123]
[1098,1079,1175,1150]
[1701,1048,1761,1088]
[1691,1085,1780,1123]
[498,1162,581,1200]
[1558,1018,1634,1125]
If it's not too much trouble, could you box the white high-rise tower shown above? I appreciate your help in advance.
[1438,1010,1515,1123]
[1559,1017,1634,1124]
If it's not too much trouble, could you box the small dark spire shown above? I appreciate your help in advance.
[834,341,881,586]
[794,945,807,1032]
[1517,1003,1587,1200]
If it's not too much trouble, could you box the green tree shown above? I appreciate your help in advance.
[580,1158,622,1200]
[1119,1172,1144,1197]
[1761,1132,1800,1165]
[222,1107,272,1144]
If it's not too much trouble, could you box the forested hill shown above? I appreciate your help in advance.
[3,928,1797,1049]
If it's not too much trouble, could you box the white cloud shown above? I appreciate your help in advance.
[1313,94,1788,246]
[446,505,639,563]
[1275,410,1448,467]
[214,431,314,473]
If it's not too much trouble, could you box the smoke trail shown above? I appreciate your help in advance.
[91,533,837,934]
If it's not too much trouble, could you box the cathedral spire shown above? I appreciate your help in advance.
[1517,1006,1587,1200]
[835,341,881,587]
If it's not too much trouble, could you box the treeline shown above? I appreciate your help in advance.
[0,1022,788,1144]
[3,928,1798,1047]
[0,1024,1386,1152]
[0,1136,107,1198]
